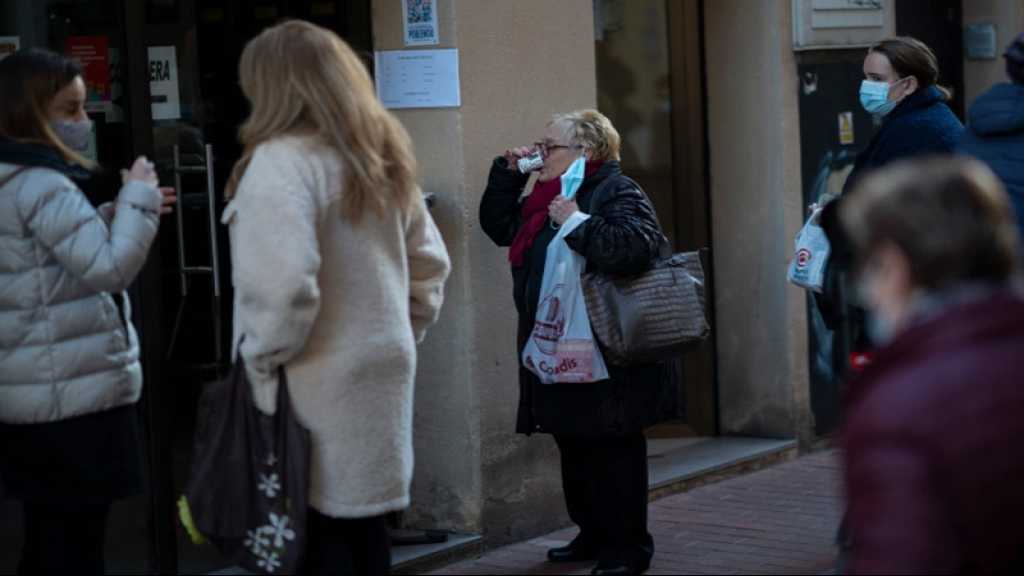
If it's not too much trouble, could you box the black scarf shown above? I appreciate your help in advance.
[0,138,92,181]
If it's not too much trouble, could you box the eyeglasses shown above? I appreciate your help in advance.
[534,140,582,158]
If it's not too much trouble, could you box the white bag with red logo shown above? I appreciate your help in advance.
[787,206,830,293]
[522,212,610,384]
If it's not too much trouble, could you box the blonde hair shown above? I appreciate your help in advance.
[225,20,418,221]
[549,109,621,163]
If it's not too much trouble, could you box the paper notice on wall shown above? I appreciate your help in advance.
[0,36,18,60]
[148,46,181,120]
[965,23,998,60]
[375,49,460,109]
[402,0,439,46]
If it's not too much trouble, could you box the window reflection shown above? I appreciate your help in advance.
[594,0,675,239]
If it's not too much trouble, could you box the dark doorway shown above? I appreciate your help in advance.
[795,49,877,438]
[138,3,372,572]
[794,1,968,440]
[594,0,717,440]
[896,0,966,119]
[0,1,371,573]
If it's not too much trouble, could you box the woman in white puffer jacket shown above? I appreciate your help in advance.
[0,49,175,574]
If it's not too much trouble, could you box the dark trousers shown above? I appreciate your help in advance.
[554,433,654,567]
[299,509,391,576]
[17,499,111,575]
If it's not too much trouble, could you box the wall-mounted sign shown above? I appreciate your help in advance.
[66,36,111,109]
[793,0,893,50]
[965,23,998,60]
[148,46,181,120]
[402,0,439,46]
[838,111,855,145]
[811,0,885,29]
[375,49,460,109]
[0,36,19,60]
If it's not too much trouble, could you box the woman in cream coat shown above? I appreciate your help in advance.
[223,21,451,576]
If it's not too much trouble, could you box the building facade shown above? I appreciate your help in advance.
[1,0,1021,572]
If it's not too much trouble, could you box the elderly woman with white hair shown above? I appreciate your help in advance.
[480,109,681,575]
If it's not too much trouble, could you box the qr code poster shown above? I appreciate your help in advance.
[403,0,439,46]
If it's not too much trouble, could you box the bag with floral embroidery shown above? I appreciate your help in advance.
[177,348,310,574]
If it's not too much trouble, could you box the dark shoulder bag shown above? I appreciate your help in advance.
[581,176,711,365]
[179,347,311,575]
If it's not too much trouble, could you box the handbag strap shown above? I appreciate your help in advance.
[583,172,639,215]
[585,173,713,267]
[587,173,674,261]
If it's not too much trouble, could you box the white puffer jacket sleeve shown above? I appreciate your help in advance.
[17,172,162,293]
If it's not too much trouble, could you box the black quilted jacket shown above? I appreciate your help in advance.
[479,158,682,436]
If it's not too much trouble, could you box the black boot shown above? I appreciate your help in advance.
[547,534,599,563]
[591,540,652,575]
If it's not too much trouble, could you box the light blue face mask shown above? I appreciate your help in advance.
[560,154,586,200]
[859,78,907,117]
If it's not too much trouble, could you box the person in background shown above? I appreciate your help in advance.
[820,35,966,357]
[813,37,965,570]
[480,109,681,576]
[959,32,1024,243]
[224,21,451,576]
[0,49,176,575]
[839,156,1024,574]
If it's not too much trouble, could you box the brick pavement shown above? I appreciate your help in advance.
[424,450,842,575]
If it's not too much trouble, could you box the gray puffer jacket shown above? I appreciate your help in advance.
[0,163,162,424]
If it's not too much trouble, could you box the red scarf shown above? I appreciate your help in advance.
[508,161,602,267]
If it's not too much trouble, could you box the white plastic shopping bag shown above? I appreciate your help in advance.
[787,206,831,293]
[522,211,610,384]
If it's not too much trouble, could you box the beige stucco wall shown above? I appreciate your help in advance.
[963,0,1024,107]
[373,0,596,539]
[704,1,812,443]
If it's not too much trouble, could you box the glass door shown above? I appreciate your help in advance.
[138,1,373,572]
[594,0,717,438]
[1,2,372,572]
[134,0,372,572]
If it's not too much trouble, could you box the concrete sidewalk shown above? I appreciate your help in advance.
[423,451,842,575]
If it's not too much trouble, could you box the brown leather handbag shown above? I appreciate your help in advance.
[583,247,711,365]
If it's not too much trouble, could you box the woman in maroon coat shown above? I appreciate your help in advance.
[838,156,1024,574]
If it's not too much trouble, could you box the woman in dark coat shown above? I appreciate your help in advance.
[480,109,680,576]
[814,37,965,571]
[959,33,1024,242]
[819,36,966,341]
[837,157,1024,574]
